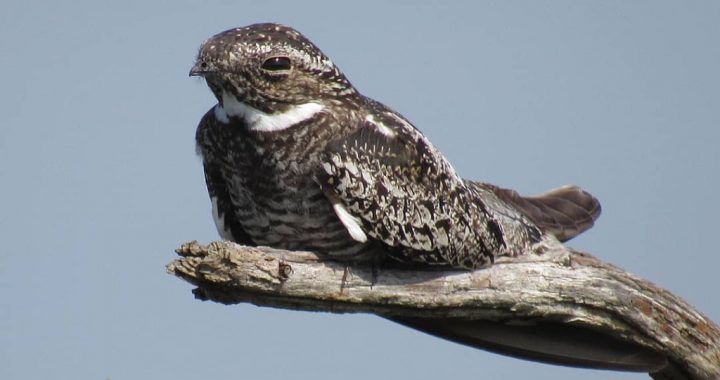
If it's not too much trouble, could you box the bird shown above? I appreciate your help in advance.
[190,23,601,271]
[189,23,665,373]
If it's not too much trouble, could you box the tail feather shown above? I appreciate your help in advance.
[486,184,601,242]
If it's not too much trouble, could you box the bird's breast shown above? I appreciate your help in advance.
[213,121,369,257]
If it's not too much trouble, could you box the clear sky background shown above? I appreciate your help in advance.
[1,1,718,379]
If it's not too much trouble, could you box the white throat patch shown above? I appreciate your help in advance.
[214,91,324,132]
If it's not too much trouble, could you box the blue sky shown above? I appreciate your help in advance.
[1,1,718,379]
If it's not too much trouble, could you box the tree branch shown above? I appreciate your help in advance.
[167,240,720,379]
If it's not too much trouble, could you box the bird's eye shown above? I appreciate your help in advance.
[261,56,292,71]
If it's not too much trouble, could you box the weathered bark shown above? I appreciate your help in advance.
[167,240,720,379]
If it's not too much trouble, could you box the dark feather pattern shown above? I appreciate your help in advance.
[196,109,254,246]
[316,100,506,268]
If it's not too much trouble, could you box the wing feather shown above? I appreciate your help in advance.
[316,106,503,269]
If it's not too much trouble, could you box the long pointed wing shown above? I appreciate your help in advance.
[315,108,504,269]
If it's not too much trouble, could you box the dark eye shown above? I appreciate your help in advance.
[261,56,292,71]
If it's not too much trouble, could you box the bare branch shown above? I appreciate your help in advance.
[167,240,720,380]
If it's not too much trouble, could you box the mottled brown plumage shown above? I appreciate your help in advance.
[191,23,601,270]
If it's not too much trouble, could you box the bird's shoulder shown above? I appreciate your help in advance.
[321,97,461,188]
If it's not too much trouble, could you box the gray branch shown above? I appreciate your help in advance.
[167,240,720,379]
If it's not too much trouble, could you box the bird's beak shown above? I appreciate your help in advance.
[189,62,206,77]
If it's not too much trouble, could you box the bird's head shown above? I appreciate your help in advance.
[190,23,356,113]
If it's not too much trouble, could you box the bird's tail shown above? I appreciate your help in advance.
[484,184,601,242]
